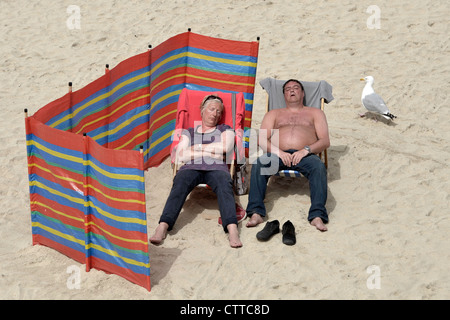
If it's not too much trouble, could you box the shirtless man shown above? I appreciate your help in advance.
[246,79,330,231]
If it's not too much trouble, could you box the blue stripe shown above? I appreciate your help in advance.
[86,245,150,276]
[46,67,150,130]
[88,104,150,146]
[32,212,85,251]
[87,198,146,233]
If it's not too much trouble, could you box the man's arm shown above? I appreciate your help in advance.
[177,129,235,163]
[202,129,235,157]
[290,109,330,166]
[310,109,330,154]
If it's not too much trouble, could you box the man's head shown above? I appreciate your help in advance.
[200,94,224,126]
[283,79,304,105]
[282,79,304,93]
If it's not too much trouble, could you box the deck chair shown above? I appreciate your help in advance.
[260,77,334,176]
[170,88,247,222]
[171,88,245,179]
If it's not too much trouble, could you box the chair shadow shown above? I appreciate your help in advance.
[171,187,220,231]
[262,145,349,219]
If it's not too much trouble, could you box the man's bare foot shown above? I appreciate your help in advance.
[227,224,242,248]
[149,222,169,245]
[246,213,264,227]
[310,217,328,232]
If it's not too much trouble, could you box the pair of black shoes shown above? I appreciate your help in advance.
[256,220,296,245]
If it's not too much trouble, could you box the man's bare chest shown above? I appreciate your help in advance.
[274,112,314,129]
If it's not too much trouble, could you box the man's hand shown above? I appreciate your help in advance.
[291,149,309,166]
[278,151,293,166]
[278,149,309,167]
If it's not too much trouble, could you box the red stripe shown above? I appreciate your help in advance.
[150,69,187,98]
[89,256,150,291]
[29,117,84,152]
[31,194,84,228]
[72,88,149,135]
[85,135,144,170]
[186,67,256,92]
[145,145,171,168]
[33,93,71,124]
[107,51,150,84]
[189,32,259,57]
[33,236,85,265]
[87,215,148,253]
[150,32,189,62]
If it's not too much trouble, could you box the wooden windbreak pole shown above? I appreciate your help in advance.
[82,132,91,272]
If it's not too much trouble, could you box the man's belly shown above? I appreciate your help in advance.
[271,126,317,151]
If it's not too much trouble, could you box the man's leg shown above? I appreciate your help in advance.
[246,153,280,227]
[204,170,242,248]
[204,170,237,232]
[294,154,328,229]
[156,169,202,230]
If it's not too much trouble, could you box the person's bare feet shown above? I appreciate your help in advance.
[310,217,328,232]
[149,222,169,245]
[246,213,264,227]
[227,224,242,248]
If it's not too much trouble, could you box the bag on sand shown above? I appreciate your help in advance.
[233,163,248,195]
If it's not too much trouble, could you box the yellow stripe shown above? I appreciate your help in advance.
[32,221,85,246]
[27,140,83,164]
[30,181,146,225]
[150,130,173,150]
[85,243,150,268]
[189,51,257,68]
[29,162,83,186]
[86,200,147,226]
[151,51,256,76]
[29,163,144,204]
[149,109,177,129]
[30,180,85,205]
[32,222,149,268]
[150,73,253,97]
[28,142,143,182]
[50,71,150,128]
[86,221,147,245]
[115,129,149,150]
[31,201,84,223]
[75,94,150,134]
[92,109,150,141]
[150,74,185,93]
[186,73,255,87]
[86,184,145,205]
[85,160,144,182]
[150,89,182,111]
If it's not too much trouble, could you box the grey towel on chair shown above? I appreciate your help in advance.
[260,77,334,110]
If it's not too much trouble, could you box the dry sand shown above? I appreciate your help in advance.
[1,0,449,299]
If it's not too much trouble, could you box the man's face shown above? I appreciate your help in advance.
[202,101,223,126]
[284,81,304,103]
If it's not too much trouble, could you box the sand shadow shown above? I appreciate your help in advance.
[148,245,182,286]
[251,145,349,220]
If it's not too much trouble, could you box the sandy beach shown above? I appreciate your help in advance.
[1,0,449,299]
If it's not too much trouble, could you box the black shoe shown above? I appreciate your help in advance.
[256,220,280,241]
[282,220,296,246]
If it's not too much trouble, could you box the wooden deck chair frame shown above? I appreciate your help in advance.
[171,88,246,189]
[260,77,334,177]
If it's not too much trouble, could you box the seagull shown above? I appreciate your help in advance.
[360,76,397,120]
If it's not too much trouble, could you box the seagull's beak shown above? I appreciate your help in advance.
[360,78,365,81]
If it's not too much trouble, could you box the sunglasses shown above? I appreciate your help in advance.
[202,94,223,105]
